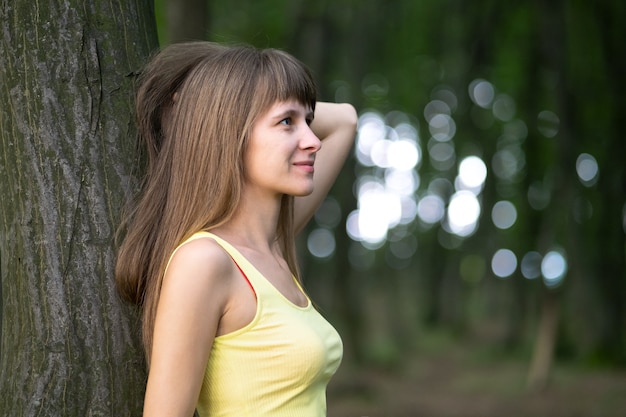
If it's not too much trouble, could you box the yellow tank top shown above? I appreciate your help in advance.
[180,232,343,416]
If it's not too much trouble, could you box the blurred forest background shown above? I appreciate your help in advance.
[158,0,626,415]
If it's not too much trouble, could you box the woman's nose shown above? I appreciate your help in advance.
[301,125,321,151]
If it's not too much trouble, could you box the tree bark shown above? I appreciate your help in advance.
[0,0,158,415]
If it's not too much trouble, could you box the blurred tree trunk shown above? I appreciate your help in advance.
[527,293,559,390]
[527,0,584,387]
[166,0,210,43]
[0,0,158,415]
[591,0,626,364]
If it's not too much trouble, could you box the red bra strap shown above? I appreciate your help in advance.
[228,255,256,296]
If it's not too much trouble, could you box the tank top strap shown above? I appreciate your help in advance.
[195,231,273,294]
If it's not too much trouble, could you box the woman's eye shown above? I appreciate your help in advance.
[280,117,292,126]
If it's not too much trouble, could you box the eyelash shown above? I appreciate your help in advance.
[279,116,313,126]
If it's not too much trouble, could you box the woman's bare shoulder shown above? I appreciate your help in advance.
[163,235,236,302]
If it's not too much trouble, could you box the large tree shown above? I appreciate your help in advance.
[0,0,157,414]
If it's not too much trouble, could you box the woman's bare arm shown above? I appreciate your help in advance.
[294,102,357,233]
[143,239,233,417]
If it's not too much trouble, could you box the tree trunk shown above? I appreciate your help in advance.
[527,293,559,391]
[0,0,158,415]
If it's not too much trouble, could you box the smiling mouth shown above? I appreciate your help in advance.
[293,161,315,173]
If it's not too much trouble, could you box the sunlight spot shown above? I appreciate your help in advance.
[356,112,386,166]
[492,147,523,181]
[431,85,458,112]
[396,122,419,142]
[469,79,495,108]
[537,110,560,138]
[417,194,445,224]
[388,140,420,171]
[492,200,517,229]
[371,139,392,168]
[457,156,487,191]
[399,196,418,224]
[542,250,567,288]
[521,251,542,279]
[428,114,456,142]
[447,190,480,237]
[492,94,516,121]
[348,184,403,245]
[491,249,517,278]
[424,100,451,122]
[428,140,456,171]
[576,153,599,186]
[385,169,418,196]
[307,228,336,259]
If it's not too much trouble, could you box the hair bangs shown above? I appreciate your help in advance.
[254,49,317,114]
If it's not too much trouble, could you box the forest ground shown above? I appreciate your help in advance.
[327,335,626,417]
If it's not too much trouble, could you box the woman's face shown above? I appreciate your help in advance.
[244,99,321,199]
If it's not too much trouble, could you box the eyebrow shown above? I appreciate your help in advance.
[272,108,314,121]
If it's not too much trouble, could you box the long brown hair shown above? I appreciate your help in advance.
[115,41,317,360]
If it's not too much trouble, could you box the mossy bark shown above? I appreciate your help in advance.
[0,0,158,415]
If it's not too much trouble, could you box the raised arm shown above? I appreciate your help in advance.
[294,102,357,233]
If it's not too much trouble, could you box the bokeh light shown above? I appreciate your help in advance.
[387,140,420,171]
[492,94,516,122]
[469,79,495,108]
[541,250,567,288]
[431,85,458,112]
[521,251,542,279]
[424,100,451,122]
[417,194,445,225]
[491,248,517,278]
[428,114,456,142]
[350,111,423,245]
[537,110,560,138]
[446,190,481,237]
[457,156,487,192]
[576,153,599,186]
[492,147,524,181]
[307,228,336,259]
[428,139,456,171]
[491,200,517,229]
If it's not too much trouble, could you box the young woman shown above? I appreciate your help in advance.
[115,41,357,416]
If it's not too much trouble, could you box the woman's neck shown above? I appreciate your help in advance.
[212,190,282,252]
